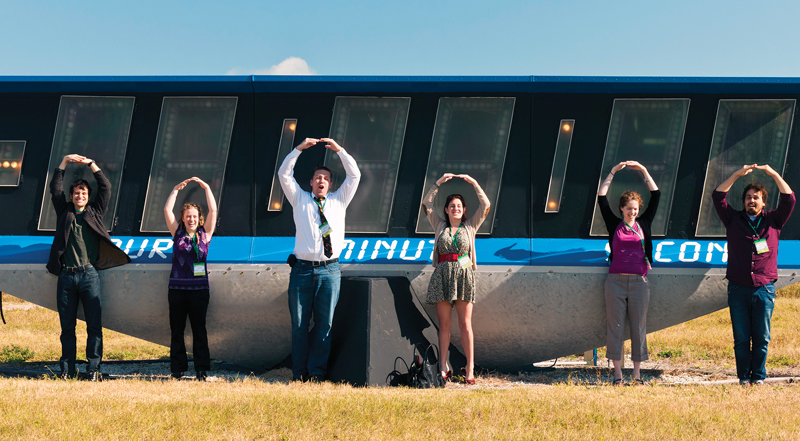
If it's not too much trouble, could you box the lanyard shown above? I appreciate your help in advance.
[748,216,763,238]
[190,232,200,257]
[623,220,646,253]
[449,222,463,248]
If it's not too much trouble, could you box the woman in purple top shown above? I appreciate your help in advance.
[163,177,218,381]
[597,161,660,385]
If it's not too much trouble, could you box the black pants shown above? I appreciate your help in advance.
[168,288,210,373]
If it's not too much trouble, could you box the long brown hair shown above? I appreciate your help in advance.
[179,203,205,230]
[443,194,467,221]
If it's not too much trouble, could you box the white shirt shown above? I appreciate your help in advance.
[278,148,361,261]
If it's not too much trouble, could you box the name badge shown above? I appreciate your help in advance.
[457,254,472,269]
[193,263,206,277]
[319,222,332,237]
[754,238,769,254]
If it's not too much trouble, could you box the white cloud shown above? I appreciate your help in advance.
[226,57,317,75]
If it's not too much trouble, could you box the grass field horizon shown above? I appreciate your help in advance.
[3,285,800,439]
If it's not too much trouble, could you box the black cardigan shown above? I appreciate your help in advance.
[597,190,661,263]
[46,168,131,275]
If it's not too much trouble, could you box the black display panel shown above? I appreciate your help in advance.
[38,96,135,231]
[415,97,515,235]
[324,97,410,233]
[590,99,690,236]
[696,99,795,236]
[141,97,238,232]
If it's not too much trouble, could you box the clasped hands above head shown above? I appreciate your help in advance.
[173,177,210,192]
[735,164,777,177]
[437,173,477,186]
[296,138,342,152]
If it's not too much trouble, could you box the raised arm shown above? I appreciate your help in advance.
[278,138,319,206]
[321,138,361,206]
[164,179,190,238]
[192,177,218,239]
[459,174,491,228]
[626,161,658,191]
[756,164,793,194]
[421,173,456,223]
[87,159,110,215]
[716,164,757,192]
[598,162,628,196]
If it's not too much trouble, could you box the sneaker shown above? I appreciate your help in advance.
[309,374,325,383]
[753,380,765,386]
[196,371,207,382]
[739,379,751,387]
[171,372,183,380]
[87,371,103,382]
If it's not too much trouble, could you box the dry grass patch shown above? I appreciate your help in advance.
[647,289,800,372]
[1,378,800,440]
[0,294,168,364]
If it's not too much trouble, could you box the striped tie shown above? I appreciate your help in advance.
[315,197,333,258]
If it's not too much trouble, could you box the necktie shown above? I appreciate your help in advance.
[315,197,333,258]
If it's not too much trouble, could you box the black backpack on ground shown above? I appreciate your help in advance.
[386,343,445,388]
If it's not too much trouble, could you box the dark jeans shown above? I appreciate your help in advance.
[728,281,776,382]
[168,288,211,373]
[288,261,341,379]
[56,266,103,375]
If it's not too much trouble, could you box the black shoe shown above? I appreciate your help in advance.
[196,371,207,382]
[292,375,305,382]
[58,371,77,380]
[171,372,183,380]
[87,371,102,382]
[309,374,325,383]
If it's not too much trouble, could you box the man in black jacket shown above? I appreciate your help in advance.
[47,154,130,381]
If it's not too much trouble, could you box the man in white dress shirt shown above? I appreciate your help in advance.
[278,137,361,382]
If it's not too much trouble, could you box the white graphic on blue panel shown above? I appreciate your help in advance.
[2,236,799,268]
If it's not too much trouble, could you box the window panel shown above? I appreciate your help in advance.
[38,96,135,231]
[695,99,795,236]
[0,141,26,187]
[324,97,411,233]
[544,120,575,213]
[268,119,298,211]
[415,97,515,235]
[141,97,238,232]
[590,99,690,236]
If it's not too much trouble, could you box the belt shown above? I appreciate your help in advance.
[297,258,339,267]
[62,263,93,272]
[439,253,459,262]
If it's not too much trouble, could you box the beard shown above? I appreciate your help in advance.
[746,205,761,216]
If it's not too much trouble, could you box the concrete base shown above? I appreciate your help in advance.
[327,277,465,386]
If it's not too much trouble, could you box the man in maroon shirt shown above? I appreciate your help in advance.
[713,164,795,386]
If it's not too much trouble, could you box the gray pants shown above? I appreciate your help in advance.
[604,273,650,362]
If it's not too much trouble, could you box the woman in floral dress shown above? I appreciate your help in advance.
[421,173,490,384]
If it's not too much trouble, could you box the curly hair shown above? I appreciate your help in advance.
[742,182,768,205]
[618,190,644,216]
[179,203,205,229]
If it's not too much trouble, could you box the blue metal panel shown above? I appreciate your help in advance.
[252,75,533,93]
[0,76,254,94]
[531,75,800,94]
[3,235,800,269]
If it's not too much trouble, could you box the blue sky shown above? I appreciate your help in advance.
[2,0,799,77]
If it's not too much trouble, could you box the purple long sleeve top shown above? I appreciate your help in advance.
[713,190,796,287]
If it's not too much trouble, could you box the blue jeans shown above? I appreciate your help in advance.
[56,266,103,374]
[288,261,341,379]
[727,281,776,382]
